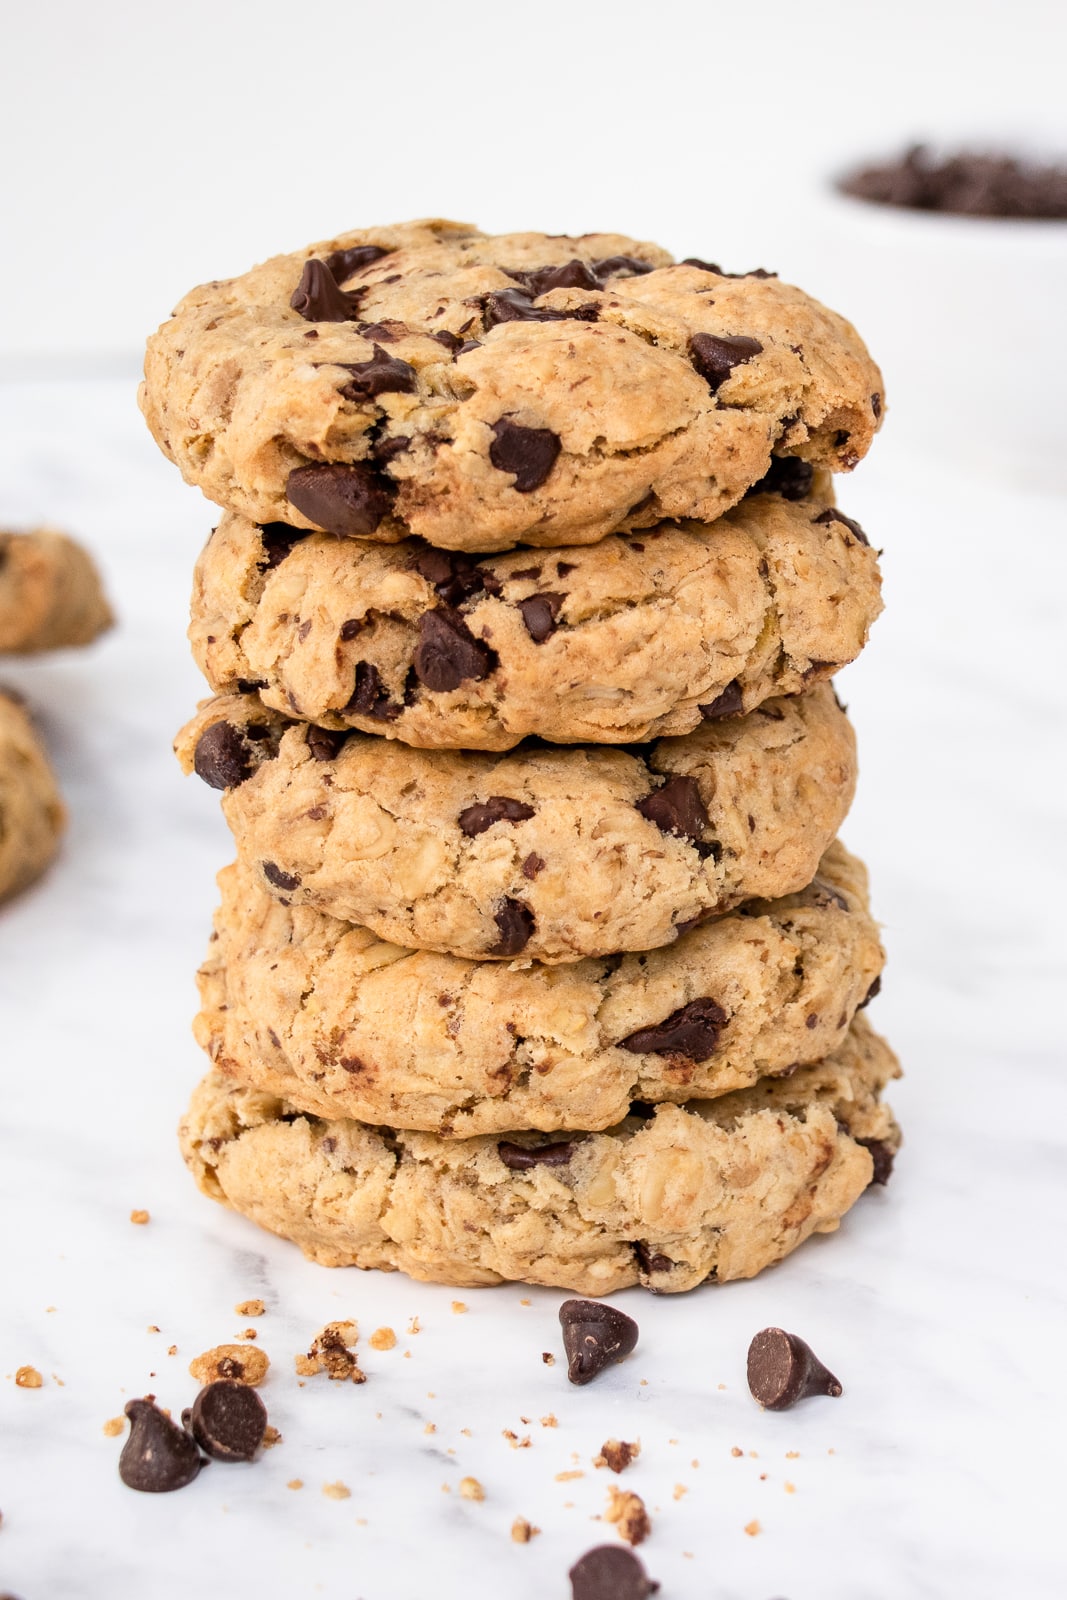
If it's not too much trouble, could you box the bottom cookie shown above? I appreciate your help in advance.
[180,1013,900,1295]
[0,690,66,903]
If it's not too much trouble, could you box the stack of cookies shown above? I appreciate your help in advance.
[142,220,900,1295]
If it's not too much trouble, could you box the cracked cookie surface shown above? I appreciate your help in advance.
[177,684,855,963]
[195,841,884,1137]
[0,529,113,654]
[0,691,66,901]
[188,485,881,750]
[181,1012,900,1294]
[142,219,883,551]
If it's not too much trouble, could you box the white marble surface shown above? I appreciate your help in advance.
[0,378,1064,1600]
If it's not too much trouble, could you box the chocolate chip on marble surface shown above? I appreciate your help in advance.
[498,1139,578,1170]
[569,1544,659,1600]
[193,722,253,790]
[489,897,535,957]
[856,1137,895,1186]
[119,1398,203,1493]
[286,462,394,538]
[185,1381,267,1462]
[812,506,870,546]
[688,332,763,391]
[413,608,497,692]
[620,997,728,1061]
[636,775,709,845]
[698,680,744,720]
[457,796,536,836]
[559,1299,639,1386]
[324,243,391,280]
[747,1327,842,1410]
[488,418,562,492]
[289,259,366,323]
[518,592,564,642]
[748,457,815,501]
[262,861,300,892]
[339,345,418,400]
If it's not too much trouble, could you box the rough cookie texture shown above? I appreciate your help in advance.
[187,487,881,750]
[0,529,113,654]
[141,220,883,551]
[194,842,883,1136]
[180,1013,900,1294]
[176,684,855,963]
[0,690,66,901]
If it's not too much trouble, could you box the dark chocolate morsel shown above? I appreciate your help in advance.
[812,506,870,546]
[522,852,546,879]
[634,1242,675,1274]
[119,1399,203,1493]
[858,973,881,1009]
[871,391,883,418]
[346,661,401,721]
[559,1299,639,1386]
[286,463,394,538]
[746,1327,842,1410]
[636,775,709,845]
[482,288,599,328]
[488,418,561,493]
[411,547,492,608]
[489,897,535,957]
[306,726,346,762]
[339,345,418,400]
[262,861,300,892]
[698,680,744,720]
[352,318,409,344]
[457,796,536,836]
[688,332,763,391]
[620,997,728,1062]
[323,244,390,281]
[856,1137,895,1186]
[193,722,254,790]
[592,255,655,279]
[413,608,497,692]
[569,1545,659,1600]
[498,1139,578,1170]
[748,457,815,501]
[257,522,309,568]
[507,259,602,295]
[290,259,366,323]
[186,1381,267,1463]
[681,256,723,273]
[518,591,564,642]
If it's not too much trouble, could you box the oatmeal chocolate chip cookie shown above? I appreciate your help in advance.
[0,690,66,901]
[180,1012,900,1294]
[188,486,881,750]
[176,684,856,964]
[141,220,883,551]
[194,841,884,1137]
[0,529,113,654]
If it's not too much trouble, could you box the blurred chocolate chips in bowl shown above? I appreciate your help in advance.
[839,144,1067,219]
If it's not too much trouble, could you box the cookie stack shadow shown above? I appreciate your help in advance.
[142,220,901,1295]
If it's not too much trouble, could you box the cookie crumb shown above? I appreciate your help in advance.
[555,1470,584,1482]
[673,1484,688,1500]
[369,1327,396,1351]
[424,1423,436,1435]
[235,1327,258,1341]
[540,1414,558,1428]
[234,1299,265,1317]
[15,1367,42,1389]
[102,1416,125,1437]
[744,1519,761,1537]
[731,1446,743,1457]
[262,1425,282,1449]
[459,1476,485,1502]
[297,1321,365,1383]
[691,1459,700,1468]
[287,1478,303,1490]
[502,1429,531,1449]
[129,1209,150,1225]
[605,1486,651,1546]
[146,1325,160,1334]
[785,1481,796,1494]
[189,1344,269,1387]
[451,1301,467,1315]
[519,1298,531,1306]
[594,1438,640,1474]
[511,1516,540,1543]
[323,1481,351,1500]
[407,1316,421,1336]
[542,1352,555,1366]
[786,1450,799,1459]
[460,1428,472,1438]
[167,1345,178,1357]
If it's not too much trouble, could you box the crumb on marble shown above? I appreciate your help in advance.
[691,1459,700,1468]
[555,1470,584,1483]
[102,1416,125,1437]
[323,1481,351,1500]
[51,1374,65,1387]
[370,1327,397,1351]
[407,1316,421,1336]
[167,1345,178,1357]
[45,1306,56,1314]
[287,1478,303,1490]
[541,1352,555,1366]
[424,1422,436,1434]
[129,1209,150,1225]
[785,1481,796,1494]
[744,1519,761,1537]
[503,1429,531,1449]
[605,1486,651,1547]
[235,1299,265,1317]
[760,1472,768,1481]
[190,1344,269,1387]
[146,1325,160,1334]
[297,1321,364,1383]
[263,1425,282,1449]
[749,1451,759,1459]
[451,1301,467,1315]
[519,1298,531,1306]
[594,1439,640,1474]
[511,1516,540,1542]
[459,1477,485,1502]
[460,1428,472,1438]
[731,1446,743,1457]
[673,1484,688,1500]
[235,1327,258,1341]
[15,1367,42,1389]
[540,1414,557,1429]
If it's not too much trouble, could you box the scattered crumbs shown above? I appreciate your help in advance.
[356,1517,367,1527]
[556,1470,584,1483]
[691,1459,700,1469]
[441,1483,452,1494]
[424,1423,437,1435]
[639,1379,648,1387]
[296,1321,364,1383]
[759,1473,768,1482]
[323,1481,351,1501]
[287,1479,303,1491]
[669,1438,678,1446]
[370,1327,397,1351]
[542,1352,555,1367]
[749,1451,759,1459]
[717,1383,726,1391]
[828,1448,836,1455]
[731,1447,743,1458]
[786,1450,800,1459]
[451,1301,468,1315]
[235,1327,258,1341]
[594,1439,641,1474]
[459,1477,485,1502]
[745,1520,761,1537]
[263,1425,283,1449]
[503,1429,531,1450]
[683,1552,694,1560]
[146,1325,160,1334]
[45,1306,56,1314]
[189,1344,269,1387]
[519,1298,531,1307]
[460,1428,472,1438]
[407,1316,421,1336]
[15,1367,42,1389]
[605,1486,651,1547]
[520,1416,531,1425]
[511,1516,540,1543]
[447,1448,456,1457]
[167,1346,178,1357]
[403,1350,412,1359]
[129,1209,150,1225]
[376,1412,383,1420]
[673,1485,688,1501]
[785,1482,796,1495]
[235,1299,265,1317]
[540,1414,558,1429]
[427,1392,436,1399]
[51,1374,65,1387]
[102,1416,125,1437]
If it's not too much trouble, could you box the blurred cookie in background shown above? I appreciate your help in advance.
[0,527,113,654]
[0,687,66,903]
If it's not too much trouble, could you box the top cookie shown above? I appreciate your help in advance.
[141,220,884,551]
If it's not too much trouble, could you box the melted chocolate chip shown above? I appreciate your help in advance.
[119,1399,203,1493]
[698,680,744,720]
[185,1381,267,1462]
[497,1139,578,1170]
[634,1242,675,1274]
[522,852,546,879]
[489,897,535,957]
[339,619,364,641]
[257,522,308,568]
[262,861,300,891]
[411,547,493,608]
[681,256,722,273]
[430,328,464,353]
[747,1327,842,1410]
[507,259,601,295]
[457,796,536,836]
[592,255,655,279]
[488,419,561,492]
[324,243,390,280]
[339,345,418,400]
[290,259,366,322]
[286,463,394,538]
[856,1137,895,1185]
[569,1545,660,1600]
[413,608,497,692]
[352,318,409,343]
[518,591,564,642]
[681,258,776,279]
[306,727,346,761]
[636,775,709,846]
[371,434,412,465]
[688,332,763,391]
[812,506,870,546]
[871,391,883,418]
[193,722,255,790]
[620,997,728,1061]
[346,661,401,720]
[858,974,882,1009]
[483,288,599,328]
[559,1299,639,1386]
[748,457,815,501]
[456,339,482,356]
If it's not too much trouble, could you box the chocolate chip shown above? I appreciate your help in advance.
[346,661,402,721]
[411,547,493,608]
[487,418,561,493]
[430,328,464,353]
[592,255,655,279]
[371,434,412,465]
[482,288,599,327]
[871,391,883,418]
[688,332,763,391]
[489,897,535,957]
[498,1139,578,1170]
[509,564,542,580]
[306,727,346,762]
[522,852,546,879]
[748,457,815,501]
[636,775,709,846]
[812,506,870,546]
[856,1137,895,1185]
[262,861,300,891]
[457,339,482,356]
[507,259,602,295]
[290,259,366,322]
[194,722,254,790]
[698,680,744,720]
[286,463,394,538]
[518,592,564,642]
[838,145,1067,219]
[339,619,365,641]
[681,256,722,273]
[633,1242,675,1274]
[185,1381,267,1462]
[352,319,410,344]
[413,608,497,692]
[570,1545,659,1600]
[858,974,881,1009]
[559,1299,639,1386]
[620,997,728,1061]
[746,1328,842,1410]
[457,796,536,836]
[682,258,776,279]
[119,1399,203,1493]
[324,244,390,280]
[556,560,576,577]
[795,877,849,912]
[257,522,309,568]
[339,345,418,400]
